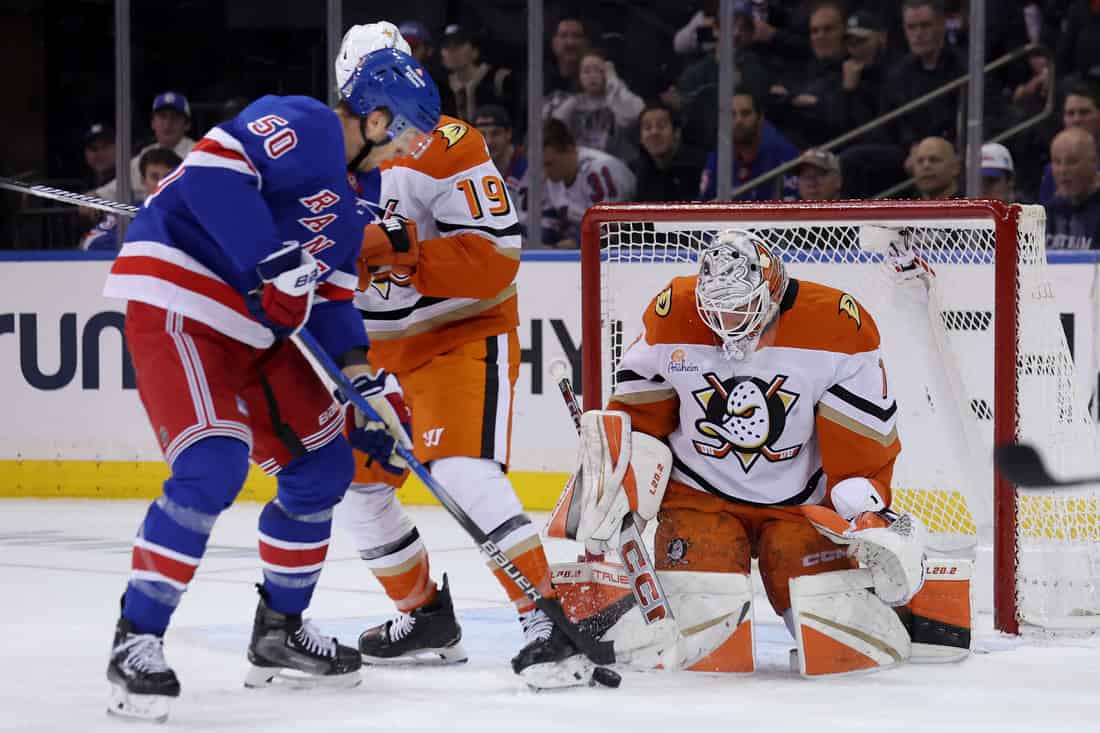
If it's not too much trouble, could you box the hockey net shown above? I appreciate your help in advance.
[580,200,1100,634]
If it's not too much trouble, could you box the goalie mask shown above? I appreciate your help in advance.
[695,230,789,360]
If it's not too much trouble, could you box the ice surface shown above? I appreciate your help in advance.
[1,499,1099,732]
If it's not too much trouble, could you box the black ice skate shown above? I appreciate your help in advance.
[244,586,361,689]
[511,599,618,690]
[359,573,468,665]
[106,616,181,723]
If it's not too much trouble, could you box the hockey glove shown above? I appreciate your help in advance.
[359,218,419,272]
[341,366,413,475]
[246,242,320,338]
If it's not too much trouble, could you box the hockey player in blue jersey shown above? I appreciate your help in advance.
[101,49,441,722]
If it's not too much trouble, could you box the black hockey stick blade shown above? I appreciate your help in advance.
[995,443,1100,488]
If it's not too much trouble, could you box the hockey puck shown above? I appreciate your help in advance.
[591,667,622,688]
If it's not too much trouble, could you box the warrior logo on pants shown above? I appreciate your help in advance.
[690,372,803,472]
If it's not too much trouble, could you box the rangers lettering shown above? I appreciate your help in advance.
[299,189,341,214]
[297,213,338,233]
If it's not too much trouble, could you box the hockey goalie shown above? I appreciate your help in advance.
[548,229,972,676]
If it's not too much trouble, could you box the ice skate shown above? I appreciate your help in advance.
[244,587,361,689]
[511,599,618,690]
[106,616,180,723]
[358,573,467,665]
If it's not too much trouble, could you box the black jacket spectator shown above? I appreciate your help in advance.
[772,56,846,148]
[633,144,706,203]
[882,44,968,150]
[1057,1,1100,82]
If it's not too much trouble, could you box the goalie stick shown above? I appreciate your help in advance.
[0,176,141,218]
[294,330,619,681]
[995,443,1100,488]
[551,363,675,626]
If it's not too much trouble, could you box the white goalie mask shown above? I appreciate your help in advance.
[695,229,789,360]
[334,21,413,91]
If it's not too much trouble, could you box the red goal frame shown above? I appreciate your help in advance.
[579,199,1023,634]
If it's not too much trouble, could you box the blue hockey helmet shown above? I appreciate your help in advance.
[340,48,441,139]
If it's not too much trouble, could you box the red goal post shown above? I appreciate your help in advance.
[580,199,1099,636]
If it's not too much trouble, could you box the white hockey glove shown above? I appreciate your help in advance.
[546,410,671,552]
[861,225,935,289]
[805,477,927,607]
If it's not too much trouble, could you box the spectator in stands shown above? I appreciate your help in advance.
[698,87,799,202]
[553,49,645,165]
[1038,84,1100,204]
[671,6,768,150]
[795,149,844,201]
[883,0,968,152]
[544,16,590,119]
[1056,1,1100,83]
[474,105,528,228]
[632,103,706,202]
[95,91,195,202]
[1046,127,1100,250]
[219,96,250,123]
[738,0,812,79]
[768,0,848,147]
[541,118,635,248]
[911,136,961,199]
[82,123,116,191]
[1011,51,1051,117]
[439,25,516,123]
[399,20,433,65]
[80,148,182,252]
[673,1,719,57]
[981,142,1016,203]
[840,11,889,133]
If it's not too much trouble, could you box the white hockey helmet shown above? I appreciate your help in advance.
[335,21,413,91]
[695,229,789,360]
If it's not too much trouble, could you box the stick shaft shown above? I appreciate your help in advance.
[0,176,140,218]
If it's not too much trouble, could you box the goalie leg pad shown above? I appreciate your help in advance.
[663,571,755,673]
[790,568,911,677]
[900,558,972,663]
[757,516,856,616]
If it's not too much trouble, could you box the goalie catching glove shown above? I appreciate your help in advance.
[340,364,413,474]
[547,410,672,551]
[359,218,419,273]
[804,477,927,606]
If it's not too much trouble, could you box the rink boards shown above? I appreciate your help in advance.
[1,251,1099,510]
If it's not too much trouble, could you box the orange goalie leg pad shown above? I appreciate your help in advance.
[800,624,879,676]
[757,518,856,615]
[372,550,438,613]
[686,615,754,673]
[490,540,555,614]
[901,558,972,660]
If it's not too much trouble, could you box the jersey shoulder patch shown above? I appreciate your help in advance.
[384,115,490,180]
[642,276,714,346]
[772,280,880,354]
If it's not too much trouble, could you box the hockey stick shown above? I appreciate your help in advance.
[995,443,1100,488]
[0,176,141,218]
[550,362,675,625]
[292,329,617,670]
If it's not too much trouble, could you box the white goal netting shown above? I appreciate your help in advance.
[587,202,1100,632]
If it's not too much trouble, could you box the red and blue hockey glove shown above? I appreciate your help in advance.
[342,366,413,474]
[246,242,320,338]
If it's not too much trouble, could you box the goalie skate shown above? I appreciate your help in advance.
[105,616,180,723]
[244,588,361,689]
[358,574,468,665]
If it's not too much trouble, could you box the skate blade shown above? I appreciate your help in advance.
[244,664,362,690]
[106,683,171,723]
[518,654,595,690]
[361,641,469,667]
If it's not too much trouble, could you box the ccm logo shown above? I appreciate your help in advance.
[802,548,847,567]
[621,538,669,623]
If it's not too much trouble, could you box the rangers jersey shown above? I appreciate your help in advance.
[609,276,900,508]
[352,115,522,373]
[542,146,636,244]
[104,95,368,360]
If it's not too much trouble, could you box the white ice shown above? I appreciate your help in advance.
[2,498,1099,732]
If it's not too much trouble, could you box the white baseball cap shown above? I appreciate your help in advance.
[981,142,1014,177]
